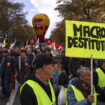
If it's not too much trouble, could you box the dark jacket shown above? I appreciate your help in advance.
[1,54,12,78]
[26,53,34,65]
[18,55,28,72]
[0,51,2,63]
[68,58,81,77]
[0,51,3,73]
[58,71,69,88]
[80,58,96,70]
[20,75,52,105]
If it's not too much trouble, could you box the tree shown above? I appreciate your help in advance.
[55,0,105,21]
[51,20,65,44]
[0,0,36,44]
[14,24,36,44]
[51,0,105,43]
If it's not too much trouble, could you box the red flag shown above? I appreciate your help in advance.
[51,40,56,50]
[29,38,35,45]
[58,44,63,50]
[46,39,52,44]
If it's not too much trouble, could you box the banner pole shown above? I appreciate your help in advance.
[91,55,93,95]
[91,55,93,105]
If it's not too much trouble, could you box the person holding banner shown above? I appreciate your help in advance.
[67,67,97,105]
[93,60,105,105]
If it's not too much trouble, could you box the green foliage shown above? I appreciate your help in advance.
[0,0,36,44]
[51,0,105,44]
[51,19,65,44]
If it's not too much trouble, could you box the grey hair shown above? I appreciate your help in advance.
[76,67,90,77]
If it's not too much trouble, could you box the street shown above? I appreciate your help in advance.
[0,80,20,105]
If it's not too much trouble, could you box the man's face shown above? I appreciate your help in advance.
[55,64,58,72]
[27,49,31,54]
[45,64,56,79]
[21,52,25,56]
[46,51,51,56]
[79,69,91,86]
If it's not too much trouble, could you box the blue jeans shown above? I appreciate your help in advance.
[1,76,10,98]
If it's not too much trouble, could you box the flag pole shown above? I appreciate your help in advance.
[91,55,93,95]
[91,55,93,105]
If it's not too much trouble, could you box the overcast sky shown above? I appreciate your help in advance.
[11,0,62,38]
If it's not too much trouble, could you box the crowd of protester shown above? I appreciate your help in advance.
[0,45,67,102]
[0,44,105,105]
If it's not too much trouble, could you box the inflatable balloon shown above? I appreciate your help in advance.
[32,13,50,42]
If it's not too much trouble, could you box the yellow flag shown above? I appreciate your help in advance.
[2,40,6,48]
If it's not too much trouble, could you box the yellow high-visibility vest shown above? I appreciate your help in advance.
[64,88,68,105]
[67,84,97,105]
[96,68,105,87]
[20,80,56,105]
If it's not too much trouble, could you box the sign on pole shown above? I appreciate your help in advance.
[65,20,105,59]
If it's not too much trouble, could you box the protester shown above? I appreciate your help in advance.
[0,47,3,74]
[20,54,59,105]
[1,48,13,102]
[36,48,43,55]
[10,49,17,89]
[58,71,69,90]
[26,48,35,74]
[68,57,81,78]
[93,60,105,105]
[58,71,69,105]
[26,49,34,65]
[18,50,28,85]
[52,63,61,105]
[14,48,21,83]
[67,67,97,105]
[45,48,52,56]
[57,49,69,76]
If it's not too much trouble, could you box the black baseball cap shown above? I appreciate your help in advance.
[35,54,60,69]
